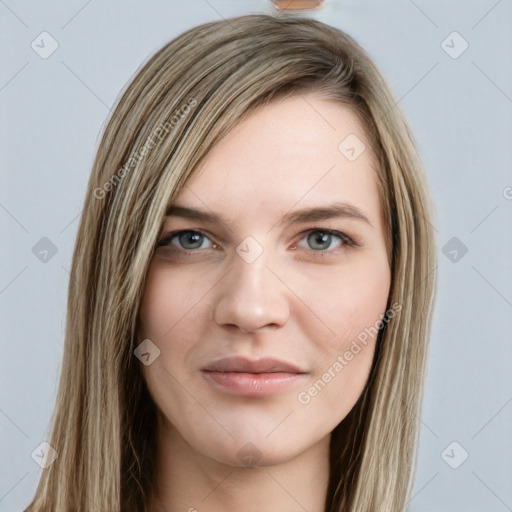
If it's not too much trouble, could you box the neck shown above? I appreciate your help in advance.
[149,417,330,512]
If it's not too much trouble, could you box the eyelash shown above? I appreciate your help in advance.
[156,228,357,256]
[294,229,356,254]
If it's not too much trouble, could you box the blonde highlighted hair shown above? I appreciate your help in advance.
[26,13,437,512]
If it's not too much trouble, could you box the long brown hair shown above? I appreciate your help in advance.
[25,13,437,512]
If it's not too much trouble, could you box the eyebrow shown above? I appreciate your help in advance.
[280,203,373,228]
[165,202,373,229]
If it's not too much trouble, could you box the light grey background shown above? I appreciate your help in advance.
[1,1,511,511]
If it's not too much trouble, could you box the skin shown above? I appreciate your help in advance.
[138,93,391,512]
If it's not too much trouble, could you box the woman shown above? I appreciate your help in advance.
[26,13,437,512]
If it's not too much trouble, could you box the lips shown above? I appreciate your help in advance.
[201,356,308,397]
[203,356,306,374]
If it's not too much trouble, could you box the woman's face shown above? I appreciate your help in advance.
[138,93,391,467]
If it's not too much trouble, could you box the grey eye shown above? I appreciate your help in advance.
[307,231,334,250]
[299,230,349,251]
[166,230,213,250]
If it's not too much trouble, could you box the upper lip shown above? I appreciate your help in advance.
[203,356,306,374]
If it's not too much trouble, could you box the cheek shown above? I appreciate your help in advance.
[341,266,391,343]
[137,263,210,401]
[139,262,212,341]
[288,251,391,345]
[293,256,390,416]
[137,264,214,427]
[328,259,391,379]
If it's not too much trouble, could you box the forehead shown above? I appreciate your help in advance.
[178,93,382,231]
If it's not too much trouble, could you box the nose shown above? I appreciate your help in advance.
[213,248,290,333]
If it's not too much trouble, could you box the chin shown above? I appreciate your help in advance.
[212,443,300,469]
[195,428,318,469]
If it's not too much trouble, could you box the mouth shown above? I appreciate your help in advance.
[201,356,309,397]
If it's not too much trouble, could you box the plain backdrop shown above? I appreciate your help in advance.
[1,1,511,511]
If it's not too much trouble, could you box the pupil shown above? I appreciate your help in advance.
[309,231,331,250]
[180,232,202,249]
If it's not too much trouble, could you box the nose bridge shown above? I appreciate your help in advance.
[213,239,290,331]
[233,250,268,295]
[227,243,274,305]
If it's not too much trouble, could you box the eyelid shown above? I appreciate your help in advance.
[157,229,217,249]
[295,228,357,251]
[156,227,364,252]
[158,223,231,246]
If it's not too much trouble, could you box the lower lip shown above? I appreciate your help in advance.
[201,370,307,397]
